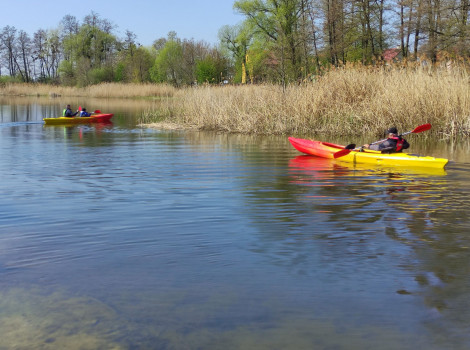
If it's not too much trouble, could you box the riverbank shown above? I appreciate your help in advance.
[0,82,175,99]
[2,66,469,138]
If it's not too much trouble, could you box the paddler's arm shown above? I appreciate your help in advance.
[402,139,410,149]
[363,143,381,151]
[380,146,395,153]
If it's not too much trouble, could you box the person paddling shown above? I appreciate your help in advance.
[63,104,78,117]
[79,107,93,117]
[363,127,410,153]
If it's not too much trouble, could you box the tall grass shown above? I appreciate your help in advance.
[0,82,176,98]
[143,65,470,138]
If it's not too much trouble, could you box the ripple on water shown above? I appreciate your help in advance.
[1,122,470,349]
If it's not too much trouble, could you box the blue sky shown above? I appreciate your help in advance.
[1,0,243,46]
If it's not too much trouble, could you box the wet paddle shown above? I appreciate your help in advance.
[333,123,432,159]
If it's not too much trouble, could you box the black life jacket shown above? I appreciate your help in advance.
[389,136,404,151]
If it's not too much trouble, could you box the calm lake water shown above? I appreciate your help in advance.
[1,97,470,349]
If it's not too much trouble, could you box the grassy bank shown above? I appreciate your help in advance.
[0,82,175,98]
[143,66,470,138]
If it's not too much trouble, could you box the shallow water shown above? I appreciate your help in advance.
[1,98,470,349]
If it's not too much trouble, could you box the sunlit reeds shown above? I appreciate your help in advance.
[2,64,469,137]
[0,82,176,98]
[143,64,470,138]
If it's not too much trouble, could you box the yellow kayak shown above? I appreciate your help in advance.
[288,137,449,169]
[43,113,113,125]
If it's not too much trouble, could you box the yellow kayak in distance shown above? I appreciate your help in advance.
[43,113,113,125]
[288,137,449,169]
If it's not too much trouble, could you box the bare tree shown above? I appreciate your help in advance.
[60,15,79,36]
[33,29,47,79]
[124,30,137,56]
[16,30,32,82]
[306,0,322,72]
[326,0,346,65]
[461,0,469,54]
[426,0,441,63]
[0,26,18,76]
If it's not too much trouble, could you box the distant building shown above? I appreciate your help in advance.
[383,48,401,63]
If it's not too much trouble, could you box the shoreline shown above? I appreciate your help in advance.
[2,67,470,138]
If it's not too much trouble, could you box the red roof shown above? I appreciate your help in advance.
[383,48,400,61]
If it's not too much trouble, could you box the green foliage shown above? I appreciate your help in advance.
[58,60,75,86]
[59,14,119,86]
[233,0,305,83]
[75,57,91,87]
[125,47,154,83]
[218,23,253,83]
[114,62,125,82]
[88,65,114,85]
[149,64,161,83]
[0,75,22,84]
[234,0,277,40]
[245,41,270,83]
[150,39,183,86]
[196,57,218,84]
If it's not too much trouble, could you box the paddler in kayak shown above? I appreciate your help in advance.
[363,127,410,153]
[63,104,79,118]
[79,108,93,117]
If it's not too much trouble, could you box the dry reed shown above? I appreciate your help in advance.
[0,82,176,98]
[143,65,470,138]
[2,66,469,137]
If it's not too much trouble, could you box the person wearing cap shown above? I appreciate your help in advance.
[63,104,79,117]
[363,127,410,153]
[79,108,93,117]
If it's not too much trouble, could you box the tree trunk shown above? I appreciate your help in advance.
[413,0,423,59]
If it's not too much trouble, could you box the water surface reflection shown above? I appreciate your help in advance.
[1,99,470,349]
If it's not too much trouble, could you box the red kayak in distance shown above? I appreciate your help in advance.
[43,113,114,125]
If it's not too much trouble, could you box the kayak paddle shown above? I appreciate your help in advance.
[333,123,432,159]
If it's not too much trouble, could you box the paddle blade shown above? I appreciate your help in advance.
[411,123,431,134]
[78,106,82,111]
[94,109,101,113]
[333,144,356,158]
[333,149,352,158]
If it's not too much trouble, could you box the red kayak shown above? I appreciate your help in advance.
[288,138,342,159]
[43,113,114,125]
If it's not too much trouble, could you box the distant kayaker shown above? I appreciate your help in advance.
[363,127,410,153]
[63,104,78,117]
[79,108,93,117]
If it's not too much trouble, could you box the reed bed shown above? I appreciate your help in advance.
[85,83,175,98]
[143,66,470,138]
[2,66,469,137]
[0,82,176,98]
